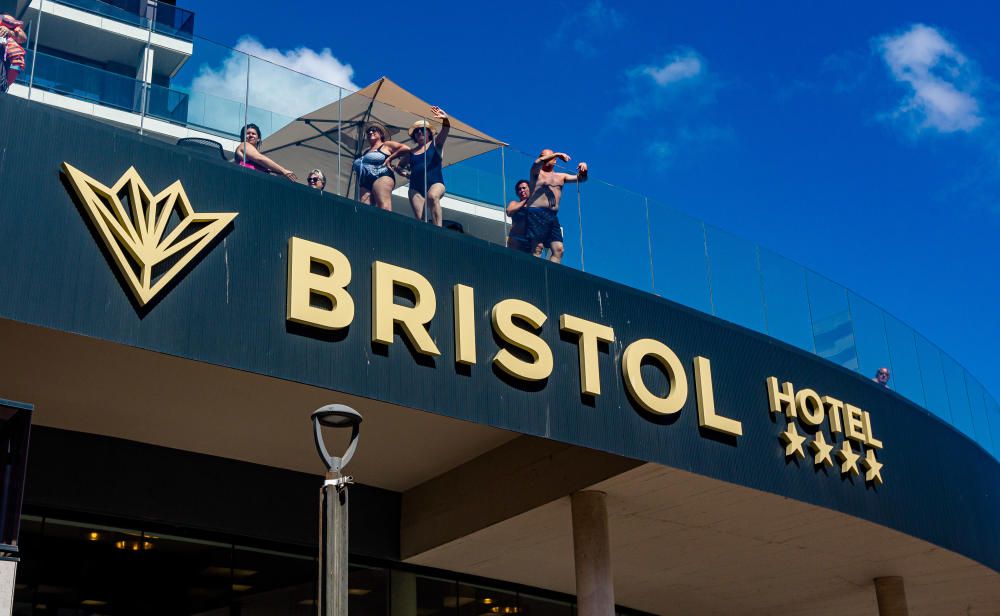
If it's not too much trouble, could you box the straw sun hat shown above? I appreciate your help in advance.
[364,122,390,140]
[408,119,435,139]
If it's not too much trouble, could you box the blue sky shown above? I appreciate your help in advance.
[183,0,999,402]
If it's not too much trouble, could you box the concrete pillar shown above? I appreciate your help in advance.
[874,577,909,616]
[0,558,16,616]
[390,570,417,616]
[571,491,614,616]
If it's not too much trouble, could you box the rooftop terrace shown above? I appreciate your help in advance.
[3,20,998,462]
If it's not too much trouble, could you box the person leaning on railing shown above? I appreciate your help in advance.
[307,169,327,191]
[234,123,298,182]
[872,367,890,388]
[0,15,27,94]
[523,149,588,264]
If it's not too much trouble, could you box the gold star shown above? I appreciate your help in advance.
[861,448,884,486]
[810,431,834,467]
[836,441,860,476]
[779,422,807,459]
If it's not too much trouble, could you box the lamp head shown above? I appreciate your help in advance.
[311,404,362,474]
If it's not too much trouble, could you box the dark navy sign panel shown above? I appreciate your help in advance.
[0,96,997,572]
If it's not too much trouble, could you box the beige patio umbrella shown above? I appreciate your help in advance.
[261,76,507,198]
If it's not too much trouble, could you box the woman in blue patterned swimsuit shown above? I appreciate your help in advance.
[385,106,450,226]
[352,123,408,211]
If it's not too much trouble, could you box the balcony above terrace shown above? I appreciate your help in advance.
[3,0,194,80]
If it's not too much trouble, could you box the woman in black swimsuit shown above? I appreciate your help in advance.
[386,106,451,225]
[352,123,408,211]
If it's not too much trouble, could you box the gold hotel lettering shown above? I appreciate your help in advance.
[286,237,743,437]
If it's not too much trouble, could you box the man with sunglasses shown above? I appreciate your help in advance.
[523,149,588,263]
[307,169,327,191]
[872,367,890,388]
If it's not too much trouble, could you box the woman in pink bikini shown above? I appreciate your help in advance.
[234,123,298,181]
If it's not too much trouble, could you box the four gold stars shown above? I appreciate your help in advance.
[836,441,861,476]
[779,422,807,459]
[809,431,834,468]
[777,422,885,488]
[861,448,884,486]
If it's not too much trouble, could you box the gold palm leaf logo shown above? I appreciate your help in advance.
[62,162,238,306]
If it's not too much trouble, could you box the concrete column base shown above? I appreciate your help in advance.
[571,491,614,616]
[0,558,16,616]
[874,576,909,616]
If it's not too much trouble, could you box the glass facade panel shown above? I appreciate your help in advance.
[647,200,712,313]
[349,565,389,616]
[157,35,252,140]
[847,293,892,383]
[29,51,142,113]
[914,334,951,422]
[883,316,925,406]
[458,583,518,616]
[412,574,459,616]
[805,272,858,371]
[446,149,504,209]
[231,545,315,615]
[988,395,1000,459]
[519,594,574,616]
[14,517,605,616]
[940,354,974,439]
[965,377,994,454]
[705,226,766,332]
[579,181,653,292]
[759,248,814,353]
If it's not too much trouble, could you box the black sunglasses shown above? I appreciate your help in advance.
[308,177,321,184]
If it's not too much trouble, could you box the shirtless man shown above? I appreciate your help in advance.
[524,149,588,263]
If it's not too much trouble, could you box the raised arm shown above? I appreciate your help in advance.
[382,141,412,169]
[506,199,527,216]
[533,151,571,166]
[561,162,589,184]
[236,142,298,182]
[431,106,451,153]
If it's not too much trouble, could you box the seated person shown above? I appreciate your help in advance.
[234,123,297,181]
[307,169,327,191]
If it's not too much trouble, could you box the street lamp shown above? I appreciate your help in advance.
[312,404,362,616]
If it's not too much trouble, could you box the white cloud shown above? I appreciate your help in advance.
[641,54,703,87]
[613,50,710,121]
[646,141,673,165]
[549,0,624,56]
[190,36,359,131]
[877,24,982,134]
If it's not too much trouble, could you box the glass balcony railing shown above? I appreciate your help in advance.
[49,0,195,40]
[27,51,143,113]
[10,25,1000,462]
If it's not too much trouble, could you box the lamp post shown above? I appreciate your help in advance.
[312,404,362,616]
